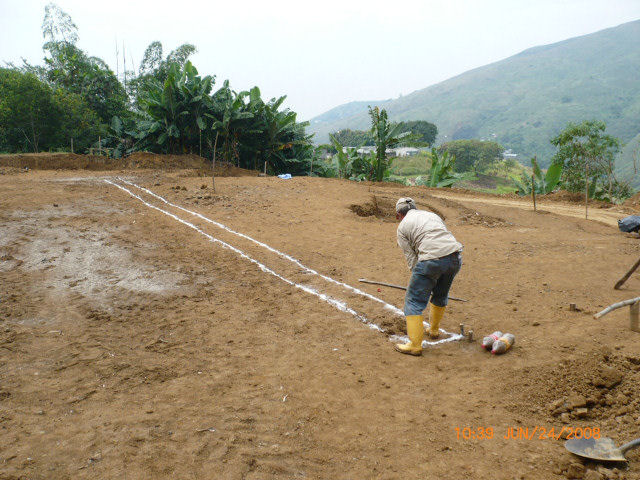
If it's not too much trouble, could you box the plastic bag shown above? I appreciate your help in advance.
[618,215,640,233]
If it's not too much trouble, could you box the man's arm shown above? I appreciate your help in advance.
[397,228,418,271]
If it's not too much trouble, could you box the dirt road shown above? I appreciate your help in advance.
[1,169,639,479]
[429,190,629,227]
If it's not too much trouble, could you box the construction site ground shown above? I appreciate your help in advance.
[1,163,640,479]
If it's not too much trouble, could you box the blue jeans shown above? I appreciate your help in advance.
[404,252,462,316]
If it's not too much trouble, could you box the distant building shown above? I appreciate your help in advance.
[502,149,518,158]
[394,147,420,157]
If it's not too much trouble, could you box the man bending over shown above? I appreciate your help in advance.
[394,197,463,356]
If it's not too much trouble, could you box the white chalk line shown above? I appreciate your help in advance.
[105,179,381,332]
[109,178,463,347]
[118,178,403,315]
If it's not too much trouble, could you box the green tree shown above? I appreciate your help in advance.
[416,149,474,187]
[330,128,372,146]
[329,134,362,179]
[550,120,621,200]
[513,157,563,196]
[136,61,215,154]
[208,81,252,165]
[129,41,198,107]
[0,69,59,152]
[0,68,101,153]
[40,4,128,124]
[368,106,410,182]
[396,120,437,147]
[439,139,504,173]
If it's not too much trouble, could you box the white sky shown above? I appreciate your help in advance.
[1,0,639,120]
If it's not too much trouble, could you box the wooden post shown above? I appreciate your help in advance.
[70,138,74,154]
[531,175,537,212]
[630,302,639,333]
[309,156,313,176]
[98,136,102,156]
[615,257,640,290]
[212,132,218,193]
[584,161,589,220]
[264,161,267,175]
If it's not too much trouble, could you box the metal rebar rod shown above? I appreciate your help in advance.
[358,278,468,302]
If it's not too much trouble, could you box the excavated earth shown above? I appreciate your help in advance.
[1,162,640,479]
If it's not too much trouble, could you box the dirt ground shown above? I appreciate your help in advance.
[2,165,640,479]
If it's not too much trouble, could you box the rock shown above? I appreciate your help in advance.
[568,395,587,409]
[549,398,568,414]
[599,346,613,361]
[584,470,604,480]
[593,367,622,389]
[560,412,571,423]
[615,405,629,416]
[566,462,585,479]
[574,407,589,418]
[596,466,616,480]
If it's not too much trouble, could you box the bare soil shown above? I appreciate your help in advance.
[1,163,640,479]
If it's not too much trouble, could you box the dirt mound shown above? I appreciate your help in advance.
[0,152,255,176]
[513,348,639,432]
[435,196,511,227]
[351,194,449,221]
[350,195,397,222]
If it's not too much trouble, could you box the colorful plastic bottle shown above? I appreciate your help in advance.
[491,333,515,355]
[481,331,502,350]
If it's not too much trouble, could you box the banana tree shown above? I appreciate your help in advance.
[100,115,137,158]
[513,157,563,195]
[245,89,310,173]
[207,81,253,165]
[419,149,475,187]
[368,106,411,181]
[179,61,214,156]
[136,61,215,154]
[329,134,361,178]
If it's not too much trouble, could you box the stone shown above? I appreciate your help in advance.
[574,407,589,418]
[596,466,616,480]
[560,412,571,423]
[584,470,604,480]
[566,462,585,479]
[615,406,628,416]
[593,367,622,389]
[567,394,587,409]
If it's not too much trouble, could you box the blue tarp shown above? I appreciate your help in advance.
[618,215,640,233]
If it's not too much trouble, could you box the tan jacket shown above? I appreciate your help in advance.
[397,209,463,270]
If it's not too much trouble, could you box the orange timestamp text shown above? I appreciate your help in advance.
[455,426,601,441]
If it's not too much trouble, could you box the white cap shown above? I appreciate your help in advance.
[395,197,416,213]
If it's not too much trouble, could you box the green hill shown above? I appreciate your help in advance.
[616,133,640,188]
[309,99,391,127]
[309,20,640,180]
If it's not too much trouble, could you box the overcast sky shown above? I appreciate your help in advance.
[1,0,639,120]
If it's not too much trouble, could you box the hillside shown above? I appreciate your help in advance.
[309,99,391,127]
[616,133,640,188]
[309,20,640,175]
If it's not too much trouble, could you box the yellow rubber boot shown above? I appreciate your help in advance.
[394,315,424,356]
[428,303,446,339]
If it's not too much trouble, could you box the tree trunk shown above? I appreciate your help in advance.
[584,160,589,220]
[531,175,536,211]
[609,174,613,201]
[212,132,219,193]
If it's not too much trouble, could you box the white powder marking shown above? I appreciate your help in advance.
[105,179,383,332]
[119,178,404,315]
